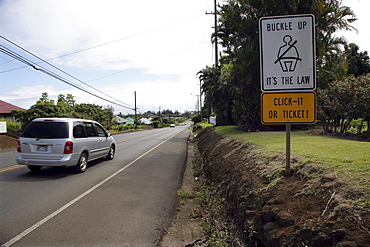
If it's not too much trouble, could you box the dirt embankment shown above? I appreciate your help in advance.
[195,128,369,247]
[0,134,18,150]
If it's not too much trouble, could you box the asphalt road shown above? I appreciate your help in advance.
[0,124,191,246]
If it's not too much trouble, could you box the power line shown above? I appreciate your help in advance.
[87,41,210,83]
[0,35,133,109]
[0,14,204,74]
[0,45,135,110]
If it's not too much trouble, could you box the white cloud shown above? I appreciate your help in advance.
[1,0,213,72]
[7,0,369,115]
[0,0,214,113]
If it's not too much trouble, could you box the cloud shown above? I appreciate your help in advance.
[1,0,213,72]
[0,0,211,113]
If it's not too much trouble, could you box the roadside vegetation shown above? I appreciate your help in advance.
[0,118,22,134]
[192,2,370,242]
[216,125,370,194]
[189,125,370,246]
[194,122,214,130]
[6,92,191,135]
[197,0,370,132]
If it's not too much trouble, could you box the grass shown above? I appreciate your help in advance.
[178,188,193,204]
[216,126,370,191]
[197,122,214,129]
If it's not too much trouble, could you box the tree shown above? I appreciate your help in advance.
[315,0,357,88]
[191,114,201,124]
[12,93,115,129]
[345,43,370,77]
[37,92,55,105]
[56,94,76,116]
[74,103,114,128]
[13,92,66,124]
[317,75,370,134]
[198,65,236,125]
[197,0,357,130]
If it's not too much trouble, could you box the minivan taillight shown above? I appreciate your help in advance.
[64,141,73,154]
[17,140,21,152]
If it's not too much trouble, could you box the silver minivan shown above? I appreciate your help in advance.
[16,118,116,173]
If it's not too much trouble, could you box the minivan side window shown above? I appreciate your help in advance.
[84,122,97,137]
[73,121,86,138]
[95,123,107,137]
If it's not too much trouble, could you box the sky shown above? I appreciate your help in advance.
[0,0,369,115]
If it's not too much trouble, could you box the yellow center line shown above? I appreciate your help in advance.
[0,164,25,173]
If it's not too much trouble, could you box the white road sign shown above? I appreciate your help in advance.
[259,14,316,92]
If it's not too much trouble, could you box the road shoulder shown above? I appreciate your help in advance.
[160,135,205,246]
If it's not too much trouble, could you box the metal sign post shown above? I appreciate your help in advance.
[286,124,291,177]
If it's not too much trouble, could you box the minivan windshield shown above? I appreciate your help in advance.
[22,122,69,138]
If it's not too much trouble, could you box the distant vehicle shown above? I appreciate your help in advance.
[170,124,175,128]
[16,118,116,173]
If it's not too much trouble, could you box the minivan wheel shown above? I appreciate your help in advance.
[28,165,42,171]
[106,145,115,160]
[75,153,87,173]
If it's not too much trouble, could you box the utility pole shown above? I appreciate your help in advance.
[134,91,137,129]
[200,82,202,120]
[206,0,218,67]
[195,95,199,115]
[205,0,218,123]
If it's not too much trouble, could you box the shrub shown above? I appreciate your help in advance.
[0,118,23,134]
[192,114,201,124]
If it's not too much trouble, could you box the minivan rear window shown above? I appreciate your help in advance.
[21,122,69,138]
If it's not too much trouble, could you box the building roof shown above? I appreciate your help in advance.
[115,116,127,124]
[0,100,26,114]
[139,117,152,125]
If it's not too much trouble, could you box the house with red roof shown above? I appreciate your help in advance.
[0,100,26,118]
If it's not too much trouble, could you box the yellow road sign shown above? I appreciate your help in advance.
[261,91,316,124]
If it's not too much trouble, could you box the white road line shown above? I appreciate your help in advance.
[2,129,184,247]
[0,150,17,157]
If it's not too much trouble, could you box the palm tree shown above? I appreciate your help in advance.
[315,0,357,87]
[199,0,357,129]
